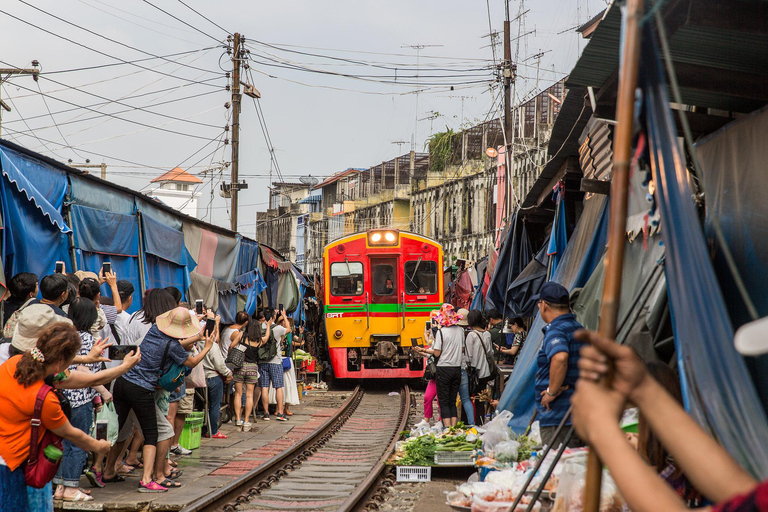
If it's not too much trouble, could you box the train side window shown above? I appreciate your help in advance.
[404,260,438,294]
[330,262,364,296]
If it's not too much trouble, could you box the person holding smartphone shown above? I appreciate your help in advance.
[260,308,289,422]
[413,312,441,426]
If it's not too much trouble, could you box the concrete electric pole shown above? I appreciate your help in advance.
[0,65,40,137]
[230,33,242,232]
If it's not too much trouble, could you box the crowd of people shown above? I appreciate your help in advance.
[0,265,303,510]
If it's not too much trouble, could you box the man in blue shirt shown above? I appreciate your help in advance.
[533,282,585,448]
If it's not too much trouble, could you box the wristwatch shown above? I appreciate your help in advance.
[545,387,557,396]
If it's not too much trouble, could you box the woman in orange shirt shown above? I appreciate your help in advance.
[0,323,112,512]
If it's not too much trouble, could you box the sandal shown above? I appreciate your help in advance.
[62,490,94,502]
[125,460,144,469]
[138,480,167,493]
[167,468,183,480]
[84,468,105,488]
[157,478,182,489]
[103,474,127,483]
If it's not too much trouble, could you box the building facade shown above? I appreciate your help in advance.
[146,167,202,218]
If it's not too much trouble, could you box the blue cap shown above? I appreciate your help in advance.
[531,281,570,305]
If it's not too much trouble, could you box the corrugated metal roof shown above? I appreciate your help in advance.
[311,168,364,190]
[566,0,768,115]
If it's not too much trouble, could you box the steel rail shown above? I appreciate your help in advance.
[336,384,411,512]
[180,385,363,512]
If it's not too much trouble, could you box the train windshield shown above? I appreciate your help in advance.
[370,257,399,304]
[404,260,438,294]
[330,261,364,296]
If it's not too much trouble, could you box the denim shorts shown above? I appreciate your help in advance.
[258,363,284,388]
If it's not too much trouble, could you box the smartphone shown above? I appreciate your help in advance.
[425,321,431,331]
[108,345,138,360]
[278,303,284,312]
[410,338,419,347]
[195,300,204,315]
[55,261,64,274]
[204,318,216,336]
[95,419,109,440]
[102,261,112,274]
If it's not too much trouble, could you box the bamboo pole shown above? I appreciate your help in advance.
[584,0,644,510]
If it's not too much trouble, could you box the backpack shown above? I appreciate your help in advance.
[257,328,278,362]
[3,298,36,338]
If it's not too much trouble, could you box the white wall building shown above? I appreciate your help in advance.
[147,167,202,218]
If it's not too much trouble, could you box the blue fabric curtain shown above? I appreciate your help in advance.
[547,190,568,278]
[71,205,142,313]
[498,195,609,433]
[236,239,260,276]
[0,145,71,279]
[641,26,768,478]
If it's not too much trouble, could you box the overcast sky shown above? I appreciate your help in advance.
[1,0,607,237]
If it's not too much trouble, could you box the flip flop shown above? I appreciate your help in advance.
[103,474,127,483]
[124,460,144,469]
[157,478,182,489]
[62,490,93,502]
[84,468,105,488]
[167,468,183,480]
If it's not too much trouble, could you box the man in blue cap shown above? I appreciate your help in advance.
[533,281,585,448]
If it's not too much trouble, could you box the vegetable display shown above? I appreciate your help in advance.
[393,429,482,466]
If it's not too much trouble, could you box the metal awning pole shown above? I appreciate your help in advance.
[584,0,644,510]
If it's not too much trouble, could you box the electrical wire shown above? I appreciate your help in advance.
[16,0,225,77]
[0,8,223,88]
[41,46,221,76]
[140,0,225,44]
[174,0,230,36]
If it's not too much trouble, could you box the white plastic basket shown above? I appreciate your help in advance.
[396,466,432,482]
[434,450,476,466]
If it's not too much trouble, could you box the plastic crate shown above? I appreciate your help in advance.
[179,413,204,450]
[396,466,431,482]
[434,450,476,466]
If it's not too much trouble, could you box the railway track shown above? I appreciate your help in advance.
[181,384,410,512]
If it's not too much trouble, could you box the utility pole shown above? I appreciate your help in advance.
[230,33,242,232]
[0,65,40,137]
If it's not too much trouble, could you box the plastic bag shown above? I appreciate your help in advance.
[529,420,542,446]
[481,410,513,451]
[185,347,206,388]
[551,459,625,512]
[90,401,119,445]
[494,440,520,463]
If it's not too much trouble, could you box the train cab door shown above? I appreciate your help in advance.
[369,256,399,336]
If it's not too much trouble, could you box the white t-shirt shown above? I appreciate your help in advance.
[466,329,493,378]
[124,311,152,346]
[115,311,131,343]
[269,325,287,365]
[433,325,465,367]
[0,344,10,365]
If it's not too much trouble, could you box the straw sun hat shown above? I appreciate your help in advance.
[156,307,202,339]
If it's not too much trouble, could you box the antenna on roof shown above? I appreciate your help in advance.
[299,175,319,187]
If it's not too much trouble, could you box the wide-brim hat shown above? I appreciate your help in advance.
[457,308,470,326]
[436,303,463,327]
[156,306,203,339]
[12,304,72,352]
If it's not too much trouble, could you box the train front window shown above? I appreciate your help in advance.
[330,262,364,296]
[404,260,438,294]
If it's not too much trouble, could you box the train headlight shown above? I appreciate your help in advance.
[334,329,343,339]
[367,229,399,246]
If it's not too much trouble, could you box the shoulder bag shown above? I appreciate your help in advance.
[24,385,63,488]
[225,343,246,370]
[422,331,440,381]
[461,331,482,395]
[157,339,187,392]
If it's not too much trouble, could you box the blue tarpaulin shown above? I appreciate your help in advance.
[0,145,71,278]
[236,238,260,277]
[547,186,568,278]
[485,210,532,317]
[141,214,193,299]
[71,205,142,312]
[498,195,609,433]
[641,26,768,478]
[242,269,268,316]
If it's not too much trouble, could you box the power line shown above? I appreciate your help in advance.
[0,8,223,88]
[42,46,221,76]
[140,0,225,44]
[16,0,225,77]
[174,0,230,36]
[6,81,221,141]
